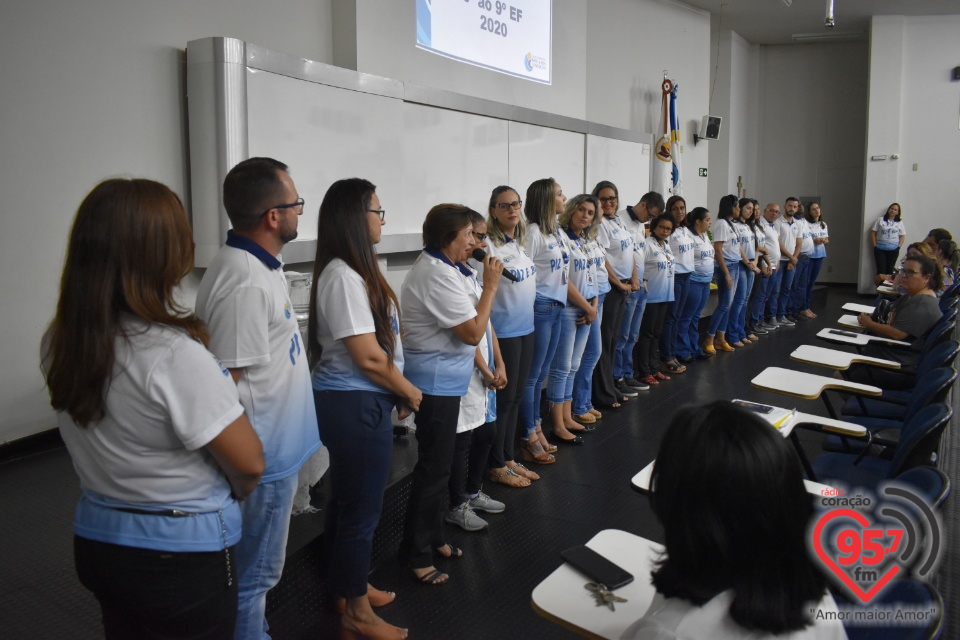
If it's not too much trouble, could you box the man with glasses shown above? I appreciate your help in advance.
[196,157,321,640]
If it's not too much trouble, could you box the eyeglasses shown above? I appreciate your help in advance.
[473,232,488,242]
[598,196,619,204]
[496,200,522,211]
[368,208,386,221]
[259,197,304,219]
[656,225,674,233]
[900,268,918,277]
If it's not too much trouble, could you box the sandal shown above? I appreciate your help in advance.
[509,462,539,481]
[588,408,602,419]
[435,544,462,558]
[489,466,531,487]
[642,374,659,386]
[573,412,596,424]
[654,372,670,381]
[412,568,448,586]
[520,440,556,465]
[703,343,716,355]
[535,426,558,453]
[661,360,686,374]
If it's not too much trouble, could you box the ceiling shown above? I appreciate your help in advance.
[674,0,960,45]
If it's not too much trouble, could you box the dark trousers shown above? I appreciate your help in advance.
[449,421,496,507]
[400,394,461,568]
[490,332,534,467]
[315,389,395,599]
[74,536,237,640]
[635,302,669,377]
[593,288,627,406]
[874,246,900,275]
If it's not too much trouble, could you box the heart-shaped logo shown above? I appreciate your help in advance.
[812,508,901,603]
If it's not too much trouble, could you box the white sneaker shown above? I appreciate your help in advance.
[469,491,505,514]
[445,503,489,531]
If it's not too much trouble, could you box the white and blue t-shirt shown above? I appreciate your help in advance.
[601,214,637,281]
[798,218,815,256]
[618,207,649,280]
[811,222,829,259]
[735,220,755,261]
[644,238,676,304]
[310,258,403,393]
[776,217,802,263]
[400,249,478,396]
[564,228,598,301]
[57,319,245,552]
[669,226,696,275]
[479,236,536,338]
[196,231,321,484]
[524,223,570,304]
[763,220,781,266]
[690,232,716,284]
[874,217,905,250]
[713,219,743,264]
[584,237,611,296]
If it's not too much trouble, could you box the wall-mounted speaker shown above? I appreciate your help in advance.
[699,115,722,140]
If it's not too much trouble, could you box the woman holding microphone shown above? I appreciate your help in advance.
[43,179,264,639]
[399,204,503,586]
[308,179,421,639]
[483,186,539,487]
[520,178,569,463]
[547,194,601,443]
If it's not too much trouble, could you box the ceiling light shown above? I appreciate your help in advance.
[791,31,864,43]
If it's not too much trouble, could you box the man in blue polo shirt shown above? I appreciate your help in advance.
[196,157,321,640]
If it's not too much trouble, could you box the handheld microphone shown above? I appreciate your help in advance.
[472,248,519,282]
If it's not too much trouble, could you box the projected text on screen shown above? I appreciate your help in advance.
[416,0,552,84]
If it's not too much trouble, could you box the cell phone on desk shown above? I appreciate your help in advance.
[833,330,861,337]
[731,400,774,414]
[561,545,634,589]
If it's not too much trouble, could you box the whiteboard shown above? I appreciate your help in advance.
[508,122,584,205]
[246,69,405,243]
[585,134,652,206]
[400,102,509,232]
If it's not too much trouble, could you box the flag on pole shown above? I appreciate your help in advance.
[653,79,682,198]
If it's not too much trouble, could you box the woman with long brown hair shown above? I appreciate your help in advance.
[43,179,264,639]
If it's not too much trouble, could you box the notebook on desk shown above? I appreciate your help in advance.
[731,399,795,430]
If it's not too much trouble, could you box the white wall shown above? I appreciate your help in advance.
[859,15,960,292]
[755,42,868,284]
[0,0,334,443]
[585,0,712,208]
[707,29,759,209]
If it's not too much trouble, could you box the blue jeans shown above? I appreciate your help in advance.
[790,256,813,314]
[315,389,394,600]
[614,288,646,379]
[660,272,691,362]
[548,305,591,403]
[573,293,604,415]
[521,295,563,436]
[750,271,777,324]
[707,261,740,336]
[802,257,824,310]
[234,474,298,640]
[728,267,753,343]
[774,262,797,318]
[677,279,710,359]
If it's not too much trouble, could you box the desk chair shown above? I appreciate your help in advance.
[812,404,952,489]
[839,366,957,421]
[852,340,958,402]
[840,579,944,640]
[894,466,952,509]
[822,368,956,455]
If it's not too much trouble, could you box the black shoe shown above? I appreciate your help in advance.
[615,378,639,397]
[695,351,714,360]
[750,324,768,335]
[570,424,596,434]
[554,433,584,445]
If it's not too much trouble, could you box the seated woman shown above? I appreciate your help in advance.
[936,239,958,292]
[621,401,845,640]
[850,253,943,385]
[43,179,264,639]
